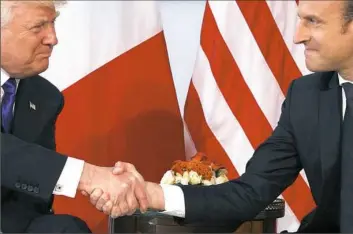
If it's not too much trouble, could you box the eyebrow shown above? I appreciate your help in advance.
[30,15,58,26]
[298,13,324,22]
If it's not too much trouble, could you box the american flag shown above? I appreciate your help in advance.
[42,1,314,232]
[184,1,314,232]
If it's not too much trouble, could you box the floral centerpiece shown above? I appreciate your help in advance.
[160,152,229,186]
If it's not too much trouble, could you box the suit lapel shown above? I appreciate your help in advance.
[12,78,57,142]
[318,72,342,204]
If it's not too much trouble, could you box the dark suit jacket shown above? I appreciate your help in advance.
[1,75,68,232]
[181,71,343,232]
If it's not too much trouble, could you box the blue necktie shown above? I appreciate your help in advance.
[340,82,353,232]
[1,78,17,133]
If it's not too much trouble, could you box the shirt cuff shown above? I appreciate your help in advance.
[159,184,185,218]
[53,157,84,198]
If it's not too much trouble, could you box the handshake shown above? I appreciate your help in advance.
[77,161,163,218]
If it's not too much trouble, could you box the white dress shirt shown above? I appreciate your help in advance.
[1,68,84,198]
[160,73,353,218]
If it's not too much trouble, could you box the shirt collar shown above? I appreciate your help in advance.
[338,73,353,85]
[1,68,20,87]
[1,68,10,86]
[1,68,20,101]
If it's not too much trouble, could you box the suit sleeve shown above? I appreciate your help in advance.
[1,95,68,201]
[181,80,302,223]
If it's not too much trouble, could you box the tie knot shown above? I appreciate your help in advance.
[2,78,17,94]
[342,82,353,102]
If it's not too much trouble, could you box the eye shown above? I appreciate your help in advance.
[307,17,319,25]
[30,24,44,33]
[308,18,315,23]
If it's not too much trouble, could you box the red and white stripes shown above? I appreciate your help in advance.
[184,1,315,231]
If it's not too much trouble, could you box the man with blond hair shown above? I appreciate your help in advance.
[1,1,148,232]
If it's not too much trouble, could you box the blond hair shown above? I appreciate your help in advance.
[1,0,67,28]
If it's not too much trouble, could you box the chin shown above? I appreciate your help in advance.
[305,61,332,73]
[35,61,50,74]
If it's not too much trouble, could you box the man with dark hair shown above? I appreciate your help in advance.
[95,1,353,232]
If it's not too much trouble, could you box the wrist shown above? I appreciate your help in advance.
[145,182,165,211]
[78,162,96,193]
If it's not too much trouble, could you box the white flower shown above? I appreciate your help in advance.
[189,170,202,185]
[203,175,217,186]
[202,180,213,186]
[160,170,175,185]
[180,177,189,185]
[177,171,189,185]
[210,176,216,184]
[215,174,229,184]
[175,173,183,184]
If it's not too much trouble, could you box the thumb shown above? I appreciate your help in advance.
[112,161,125,175]
[81,190,89,196]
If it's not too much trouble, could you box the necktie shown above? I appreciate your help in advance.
[1,78,17,133]
[340,82,353,232]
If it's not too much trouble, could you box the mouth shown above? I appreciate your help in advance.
[39,53,52,58]
[304,49,317,57]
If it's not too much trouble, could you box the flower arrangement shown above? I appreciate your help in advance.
[160,152,229,186]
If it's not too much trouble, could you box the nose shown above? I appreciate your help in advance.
[42,24,58,47]
[293,20,310,45]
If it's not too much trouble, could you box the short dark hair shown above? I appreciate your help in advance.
[344,1,353,22]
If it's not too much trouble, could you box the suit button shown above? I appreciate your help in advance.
[34,187,40,194]
[27,185,33,192]
[21,184,27,190]
[15,182,21,188]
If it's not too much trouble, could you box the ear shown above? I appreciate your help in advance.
[348,19,353,33]
[341,19,353,34]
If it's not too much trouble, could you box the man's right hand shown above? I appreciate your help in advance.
[78,162,149,216]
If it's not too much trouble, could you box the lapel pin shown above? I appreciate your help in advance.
[29,101,36,110]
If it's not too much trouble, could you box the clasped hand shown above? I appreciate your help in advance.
[79,162,148,218]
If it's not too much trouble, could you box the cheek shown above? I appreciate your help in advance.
[324,38,352,62]
[337,37,353,57]
[13,34,40,63]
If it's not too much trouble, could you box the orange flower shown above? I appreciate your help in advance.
[170,153,225,181]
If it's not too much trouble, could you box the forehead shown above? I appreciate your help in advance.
[11,2,57,24]
[298,1,345,18]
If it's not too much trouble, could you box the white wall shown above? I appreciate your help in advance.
[159,1,206,116]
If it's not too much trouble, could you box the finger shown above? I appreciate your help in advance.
[102,200,113,215]
[81,190,89,196]
[118,199,130,216]
[95,192,110,211]
[134,181,149,213]
[114,161,122,167]
[127,165,145,185]
[89,188,104,206]
[110,205,122,219]
[126,188,138,215]
[124,172,148,213]
[112,161,125,175]
[113,162,137,176]
[114,186,130,216]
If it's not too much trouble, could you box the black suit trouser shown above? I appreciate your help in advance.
[24,214,91,233]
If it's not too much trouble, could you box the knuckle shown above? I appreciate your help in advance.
[120,203,128,213]
[98,199,105,204]
[121,182,128,188]
[129,164,136,170]
[129,176,136,183]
